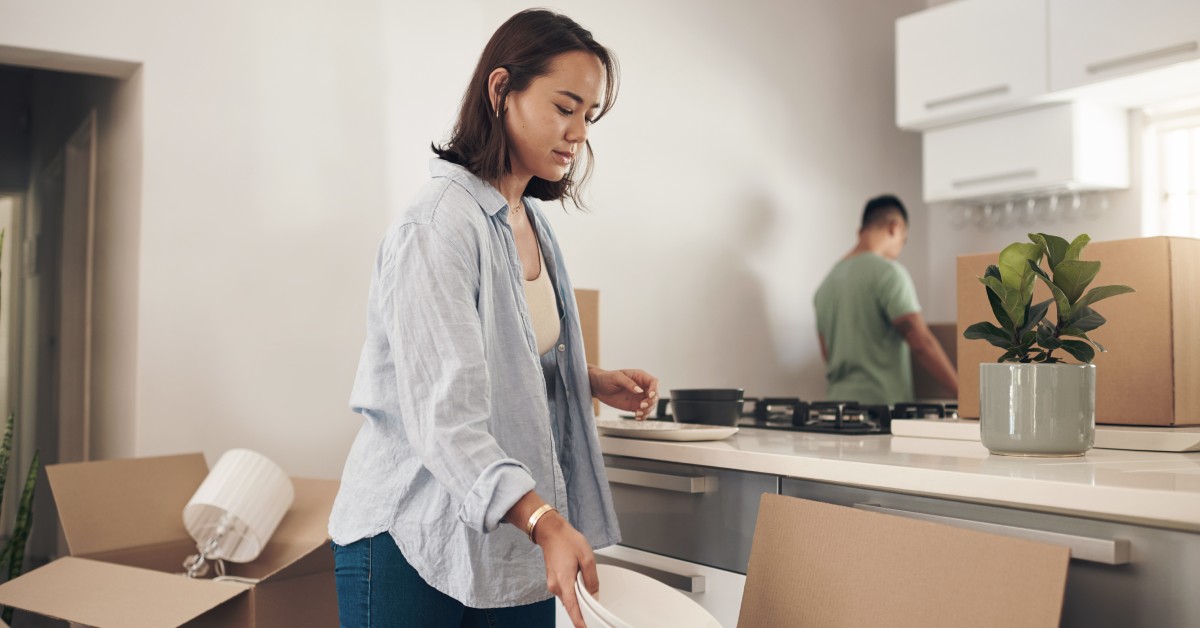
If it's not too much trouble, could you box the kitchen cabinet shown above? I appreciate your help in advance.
[600,455,775,626]
[1050,0,1200,92]
[922,101,1128,202]
[603,455,777,574]
[781,477,1200,628]
[896,0,1047,130]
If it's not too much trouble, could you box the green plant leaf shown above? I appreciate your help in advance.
[1028,233,1070,270]
[1075,284,1135,311]
[1068,307,1106,332]
[1052,260,1101,304]
[999,242,1043,291]
[3,450,38,624]
[1018,271,1037,322]
[964,322,1012,349]
[982,275,1026,329]
[979,271,1015,332]
[1079,332,1107,353]
[1028,260,1072,322]
[1019,298,1053,337]
[998,348,1022,362]
[1060,339,1096,363]
[1036,321,1062,350]
[1064,233,1091,262]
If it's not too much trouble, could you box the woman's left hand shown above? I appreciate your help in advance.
[588,367,659,420]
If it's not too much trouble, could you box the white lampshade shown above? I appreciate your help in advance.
[183,449,294,563]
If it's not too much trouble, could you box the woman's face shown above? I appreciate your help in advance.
[503,50,605,184]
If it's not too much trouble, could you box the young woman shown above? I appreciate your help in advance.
[329,9,657,628]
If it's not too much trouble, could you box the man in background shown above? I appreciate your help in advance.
[813,194,957,405]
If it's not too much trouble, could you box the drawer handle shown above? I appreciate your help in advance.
[594,554,706,593]
[1086,40,1199,75]
[854,503,1131,565]
[605,467,715,494]
[951,168,1038,189]
[924,84,1010,110]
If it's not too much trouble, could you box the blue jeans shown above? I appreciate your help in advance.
[332,533,554,628]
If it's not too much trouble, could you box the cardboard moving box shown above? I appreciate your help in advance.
[0,453,339,627]
[738,494,1070,628]
[956,236,1200,426]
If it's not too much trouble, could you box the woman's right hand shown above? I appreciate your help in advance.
[536,512,598,628]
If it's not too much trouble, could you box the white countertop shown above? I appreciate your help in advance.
[598,423,1200,533]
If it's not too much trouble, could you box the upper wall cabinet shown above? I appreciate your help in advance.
[922,102,1128,203]
[896,0,1047,130]
[1050,0,1200,92]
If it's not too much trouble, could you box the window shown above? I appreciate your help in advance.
[1143,108,1200,238]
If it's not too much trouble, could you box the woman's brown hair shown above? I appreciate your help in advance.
[433,9,619,208]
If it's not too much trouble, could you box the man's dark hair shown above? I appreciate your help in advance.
[860,194,908,231]
[433,9,619,209]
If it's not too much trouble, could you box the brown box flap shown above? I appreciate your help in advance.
[0,557,249,627]
[738,494,1069,628]
[48,453,209,556]
[272,478,339,544]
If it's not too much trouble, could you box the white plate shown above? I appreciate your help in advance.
[595,419,738,442]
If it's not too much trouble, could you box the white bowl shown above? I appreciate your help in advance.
[575,564,721,628]
[576,585,618,628]
[576,572,625,627]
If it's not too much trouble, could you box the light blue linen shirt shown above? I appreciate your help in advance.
[329,158,621,608]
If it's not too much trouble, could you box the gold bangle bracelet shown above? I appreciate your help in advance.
[526,504,556,543]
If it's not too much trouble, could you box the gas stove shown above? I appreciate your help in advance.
[735,398,958,435]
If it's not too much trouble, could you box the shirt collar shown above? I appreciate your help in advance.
[429,158,509,216]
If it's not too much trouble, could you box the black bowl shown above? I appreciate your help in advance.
[670,399,743,426]
[669,388,744,402]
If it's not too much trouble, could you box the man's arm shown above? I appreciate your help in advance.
[893,311,958,397]
[818,334,828,362]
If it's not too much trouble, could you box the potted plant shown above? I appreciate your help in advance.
[963,233,1134,456]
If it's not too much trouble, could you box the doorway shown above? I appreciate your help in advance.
[0,54,137,576]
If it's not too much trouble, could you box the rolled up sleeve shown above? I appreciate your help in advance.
[383,221,535,533]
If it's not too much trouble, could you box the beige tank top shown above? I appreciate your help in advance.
[524,251,561,355]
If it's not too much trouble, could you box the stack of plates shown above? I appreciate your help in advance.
[574,564,722,628]
[595,418,738,442]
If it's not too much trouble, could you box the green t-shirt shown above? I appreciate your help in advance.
[813,253,921,405]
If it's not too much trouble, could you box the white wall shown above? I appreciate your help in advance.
[0,0,927,478]
[471,0,929,399]
[0,0,389,477]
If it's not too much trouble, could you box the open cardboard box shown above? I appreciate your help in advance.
[956,236,1200,425]
[0,453,339,627]
[738,494,1070,627]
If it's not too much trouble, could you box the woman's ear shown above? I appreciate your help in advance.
[487,67,511,116]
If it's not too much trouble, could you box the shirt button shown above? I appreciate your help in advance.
[557,344,566,352]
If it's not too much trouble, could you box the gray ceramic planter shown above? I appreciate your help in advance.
[980,363,1096,457]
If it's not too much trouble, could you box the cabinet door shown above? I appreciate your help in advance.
[922,102,1128,202]
[896,0,1047,130]
[780,477,1200,628]
[923,104,1074,202]
[603,456,777,574]
[1050,0,1200,91]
